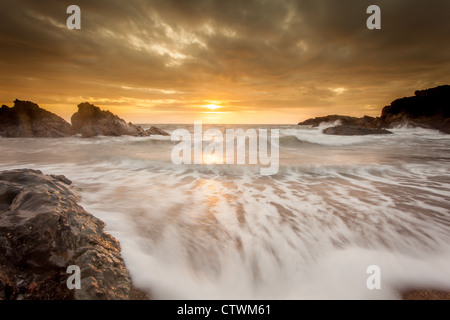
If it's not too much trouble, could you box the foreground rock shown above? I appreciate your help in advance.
[323,126,392,136]
[0,100,74,137]
[0,169,131,300]
[71,102,169,137]
[381,85,450,133]
[401,289,450,300]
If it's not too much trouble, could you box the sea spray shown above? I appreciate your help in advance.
[0,124,449,299]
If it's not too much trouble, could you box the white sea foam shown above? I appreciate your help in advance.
[282,127,391,146]
[0,125,449,299]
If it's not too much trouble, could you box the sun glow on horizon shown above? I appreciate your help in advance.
[204,104,222,110]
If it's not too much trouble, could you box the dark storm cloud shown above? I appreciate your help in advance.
[0,0,449,121]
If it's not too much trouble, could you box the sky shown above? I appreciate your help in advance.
[0,0,449,124]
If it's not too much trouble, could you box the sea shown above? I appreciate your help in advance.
[1,123,450,299]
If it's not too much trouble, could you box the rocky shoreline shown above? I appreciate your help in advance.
[1,85,449,300]
[0,169,448,300]
[0,169,149,300]
[0,100,169,138]
[299,85,450,135]
[0,100,165,299]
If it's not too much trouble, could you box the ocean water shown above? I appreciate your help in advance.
[1,124,450,299]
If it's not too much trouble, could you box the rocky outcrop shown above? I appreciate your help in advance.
[381,85,450,133]
[298,115,391,136]
[147,126,170,136]
[0,100,169,138]
[0,100,74,137]
[298,115,386,129]
[71,102,169,137]
[0,169,131,300]
[298,85,450,135]
[323,126,392,136]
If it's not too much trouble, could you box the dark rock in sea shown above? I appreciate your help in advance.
[0,100,75,138]
[298,85,450,134]
[298,115,386,129]
[147,126,170,136]
[71,102,169,137]
[381,85,450,133]
[0,169,131,300]
[323,125,392,136]
[298,114,390,135]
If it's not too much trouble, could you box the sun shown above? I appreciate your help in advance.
[204,104,222,110]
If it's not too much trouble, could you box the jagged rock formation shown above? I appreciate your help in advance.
[0,169,131,300]
[0,100,74,137]
[0,100,169,138]
[71,102,169,137]
[147,126,170,136]
[298,115,391,135]
[381,85,450,133]
[298,115,385,129]
[298,85,450,135]
[323,126,392,136]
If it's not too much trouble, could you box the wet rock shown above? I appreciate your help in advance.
[147,126,170,136]
[0,169,131,300]
[381,85,450,133]
[401,289,450,300]
[298,85,450,134]
[298,115,386,129]
[71,102,169,137]
[323,125,392,136]
[0,100,74,137]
